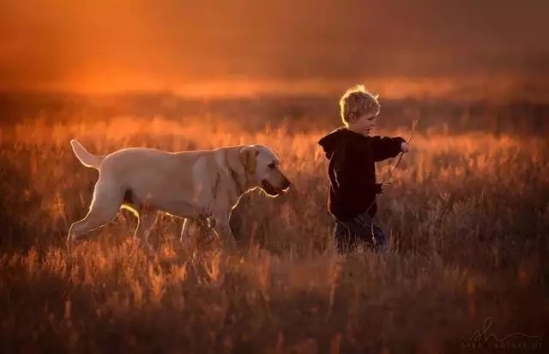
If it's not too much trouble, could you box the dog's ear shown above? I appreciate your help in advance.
[239,145,258,174]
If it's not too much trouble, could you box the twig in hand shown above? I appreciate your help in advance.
[386,119,418,183]
[363,119,419,215]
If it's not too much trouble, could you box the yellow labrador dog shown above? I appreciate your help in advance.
[67,139,291,250]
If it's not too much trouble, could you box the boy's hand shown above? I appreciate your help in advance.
[400,141,409,153]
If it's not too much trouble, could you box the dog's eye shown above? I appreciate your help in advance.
[268,163,276,169]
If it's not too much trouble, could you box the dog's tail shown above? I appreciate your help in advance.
[70,139,104,169]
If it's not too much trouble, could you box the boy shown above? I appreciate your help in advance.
[318,85,409,253]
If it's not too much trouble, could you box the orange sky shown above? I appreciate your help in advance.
[1,0,548,100]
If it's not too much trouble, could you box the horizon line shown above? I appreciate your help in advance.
[0,76,547,103]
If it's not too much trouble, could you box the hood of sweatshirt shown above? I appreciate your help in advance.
[318,127,365,158]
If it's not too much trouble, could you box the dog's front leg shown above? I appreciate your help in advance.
[211,212,238,252]
[180,218,204,250]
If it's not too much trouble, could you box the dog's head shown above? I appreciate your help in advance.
[240,145,291,197]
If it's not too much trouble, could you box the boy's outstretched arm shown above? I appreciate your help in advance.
[370,136,407,162]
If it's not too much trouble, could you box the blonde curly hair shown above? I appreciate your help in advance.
[339,84,380,126]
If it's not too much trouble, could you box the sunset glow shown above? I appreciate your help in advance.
[1,0,547,101]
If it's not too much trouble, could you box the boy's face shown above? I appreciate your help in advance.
[348,113,378,136]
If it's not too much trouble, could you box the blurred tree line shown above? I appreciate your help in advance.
[1,92,547,136]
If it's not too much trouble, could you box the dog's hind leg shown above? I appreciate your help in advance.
[134,208,158,248]
[67,177,124,247]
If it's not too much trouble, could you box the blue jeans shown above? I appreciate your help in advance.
[333,211,388,253]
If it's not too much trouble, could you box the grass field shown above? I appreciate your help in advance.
[0,112,548,353]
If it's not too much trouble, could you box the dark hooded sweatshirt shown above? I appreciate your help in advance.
[318,127,405,222]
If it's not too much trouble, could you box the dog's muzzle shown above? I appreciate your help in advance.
[261,178,291,196]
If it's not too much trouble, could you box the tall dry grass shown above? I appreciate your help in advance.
[0,115,547,353]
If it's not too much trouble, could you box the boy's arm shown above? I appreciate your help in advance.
[331,142,382,193]
[370,136,406,162]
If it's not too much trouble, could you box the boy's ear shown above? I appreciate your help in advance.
[348,112,357,123]
[239,145,258,174]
